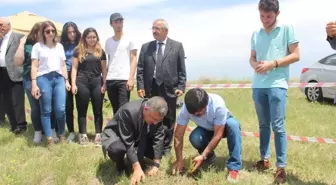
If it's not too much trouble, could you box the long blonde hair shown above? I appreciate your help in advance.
[76,27,102,62]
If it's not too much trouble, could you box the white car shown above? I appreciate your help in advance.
[300,53,336,102]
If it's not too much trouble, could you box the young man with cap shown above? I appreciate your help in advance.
[105,13,138,116]
[171,88,242,183]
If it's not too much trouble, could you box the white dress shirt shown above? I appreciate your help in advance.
[0,31,12,67]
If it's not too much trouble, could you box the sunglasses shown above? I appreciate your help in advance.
[45,29,56,34]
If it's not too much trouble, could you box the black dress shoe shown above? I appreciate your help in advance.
[13,128,27,135]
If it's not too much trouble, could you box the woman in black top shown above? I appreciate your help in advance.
[71,27,107,146]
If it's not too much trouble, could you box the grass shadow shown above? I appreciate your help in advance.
[0,119,42,147]
[319,98,335,106]
[164,155,257,181]
[305,97,336,106]
[286,173,329,185]
[96,158,126,185]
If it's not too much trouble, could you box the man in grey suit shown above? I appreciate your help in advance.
[137,19,187,156]
[0,18,27,134]
[0,32,6,126]
[326,21,336,49]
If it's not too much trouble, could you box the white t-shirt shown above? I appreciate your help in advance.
[31,42,66,77]
[0,31,12,67]
[105,36,137,80]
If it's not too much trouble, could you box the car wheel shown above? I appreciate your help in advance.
[305,83,323,102]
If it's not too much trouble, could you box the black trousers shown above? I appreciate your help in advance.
[66,71,74,133]
[0,67,27,130]
[148,79,177,153]
[106,128,154,165]
[75,75,103,134]
[0,93,5,123]
[106,80,130,115]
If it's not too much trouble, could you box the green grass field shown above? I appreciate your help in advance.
[0,83,336,185]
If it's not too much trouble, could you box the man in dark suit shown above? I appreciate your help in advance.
[326,21,336,49]
[0,32,6,126]
[136,19,187,156]
[102,96,168,185]
[0,18,27,134]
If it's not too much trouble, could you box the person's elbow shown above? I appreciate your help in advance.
[14,57,23,66]
[289,44,300,63]
[292,51,300,63]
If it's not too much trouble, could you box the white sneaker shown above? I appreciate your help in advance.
[94,133,102,147]
[79,134,89,146]
[66,132,76,143]
[33,131,43,144]
[51,129,59,143]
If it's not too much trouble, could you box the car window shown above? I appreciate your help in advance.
[323,55,336,66]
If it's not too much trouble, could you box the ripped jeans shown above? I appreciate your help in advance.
[37,72,66,137]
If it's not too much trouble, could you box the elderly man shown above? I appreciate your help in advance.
[326,21,336,49]
[0,32,5,125]
[101,96,168,185]
[136,19,187,156]
[0,17,26,134]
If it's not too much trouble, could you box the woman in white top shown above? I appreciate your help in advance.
[31,21,71,145]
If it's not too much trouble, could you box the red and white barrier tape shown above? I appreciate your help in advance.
[25,109,336,145]
[186,82,336,89]
[185,126,336,144]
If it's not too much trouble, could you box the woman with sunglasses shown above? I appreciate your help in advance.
[60,22,81,143]
[71,27,107,146]
[15,22,58,144]
[31,21,71,145]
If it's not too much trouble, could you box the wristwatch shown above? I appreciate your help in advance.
[202,154,207,160]
[152,162,160,168]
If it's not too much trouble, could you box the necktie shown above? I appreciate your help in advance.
[155,42,164,85]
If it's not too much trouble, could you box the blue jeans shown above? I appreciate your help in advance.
[37,72,66,137]
[189,115,242,171]
[23,76,57,132]
[252,88,287,168]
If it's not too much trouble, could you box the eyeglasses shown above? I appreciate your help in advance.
[45,29,56,34]
[151,26,162,31]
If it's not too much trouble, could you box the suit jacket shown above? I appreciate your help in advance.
[4,31,24,82]
[102,99,164,164]
[136,38,187,97]
[327,36,336,50]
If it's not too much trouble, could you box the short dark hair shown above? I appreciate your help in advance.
[258,0,279,13]
[184,88,209,114]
